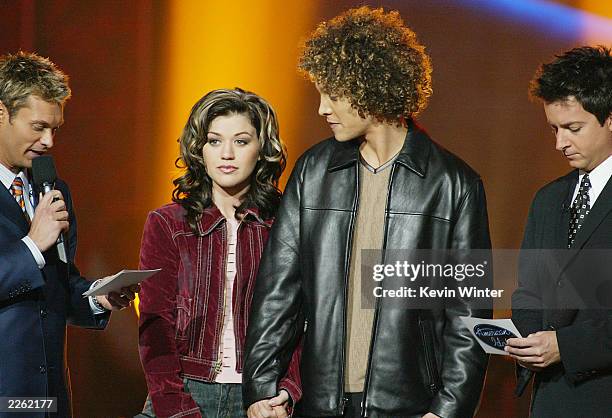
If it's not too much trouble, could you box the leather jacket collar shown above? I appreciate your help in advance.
[327,120,430,178]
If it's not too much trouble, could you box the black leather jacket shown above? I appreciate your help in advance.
[244,123,492,418]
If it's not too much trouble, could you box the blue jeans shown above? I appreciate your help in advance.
[136,378,247,418]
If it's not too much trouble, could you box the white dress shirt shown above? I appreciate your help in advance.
[572,155,612,206]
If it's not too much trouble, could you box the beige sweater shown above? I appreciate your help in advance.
[344,159,392,392]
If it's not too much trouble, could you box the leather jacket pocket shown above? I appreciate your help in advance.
[418,318,442,395]
[175,294,192,338]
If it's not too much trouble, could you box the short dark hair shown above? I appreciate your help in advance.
[0,51,71,120]
[298,6,432,125]
[530,45,612,125]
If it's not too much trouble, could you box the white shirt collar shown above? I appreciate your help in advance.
[573,155,612,205]
[0,163,29,191]
[0,162,34,215]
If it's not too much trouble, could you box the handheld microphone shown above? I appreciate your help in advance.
[32,155,67,263]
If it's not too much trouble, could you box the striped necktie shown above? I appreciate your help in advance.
[10,176,27,213]
[10,176,31,224]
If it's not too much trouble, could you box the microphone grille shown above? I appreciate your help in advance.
[32,155,58,188]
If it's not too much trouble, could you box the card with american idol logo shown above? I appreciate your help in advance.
[459,317,523,355]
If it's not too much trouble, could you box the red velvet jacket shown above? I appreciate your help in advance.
[138,203,301,418]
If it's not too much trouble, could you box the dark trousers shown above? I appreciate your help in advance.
[296,392,363,418]
[342,392,363,418]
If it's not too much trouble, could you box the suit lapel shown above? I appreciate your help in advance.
[545,174,580,327]
[556,174,577,249]
[0,184,29,233]
[543,173,577,280]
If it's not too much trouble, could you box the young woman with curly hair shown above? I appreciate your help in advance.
[136,88,300,418]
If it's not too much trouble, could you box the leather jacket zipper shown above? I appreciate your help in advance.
[362,163,397,417]
[339,160,361,416]
[418,318,441,394]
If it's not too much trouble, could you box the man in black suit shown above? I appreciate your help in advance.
[508,46,612,416]
[0,51,137,417]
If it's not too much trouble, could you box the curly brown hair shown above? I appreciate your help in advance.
[173,88,287,233]
[298,6,432,124]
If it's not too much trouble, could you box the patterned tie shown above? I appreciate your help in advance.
[567,173,591,248]
[10,176,27,213]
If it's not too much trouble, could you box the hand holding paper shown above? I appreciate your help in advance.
[83,269,161,297]
[96,283,140,310]
[505,331,561,370]
[83,269,161,311]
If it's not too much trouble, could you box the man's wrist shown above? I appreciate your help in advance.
[88,280,109,314]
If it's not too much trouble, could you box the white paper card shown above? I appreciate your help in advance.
[82,269,161,297]
[459,317,523,355]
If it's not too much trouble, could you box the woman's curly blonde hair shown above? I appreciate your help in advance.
[173,88,287,232]
[299,6,432,124]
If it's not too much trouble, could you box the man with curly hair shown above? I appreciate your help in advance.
[244,7,491,418]
[508,46,612,416]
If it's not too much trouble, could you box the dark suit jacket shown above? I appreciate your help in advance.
[0,178,109,418]
[512,170,612,417]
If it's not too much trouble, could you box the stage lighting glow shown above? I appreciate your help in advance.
[456,0,612,41]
